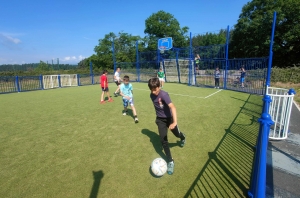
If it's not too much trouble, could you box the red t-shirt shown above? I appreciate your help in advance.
[100,74,108,88]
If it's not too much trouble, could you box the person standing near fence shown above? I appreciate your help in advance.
[100,70,113,104]
[157,68,165,88]
[194,54,201,75]
[240,66,246,88]
[148,77,186,175]
[214,67,221,89]
[114,67,121,96]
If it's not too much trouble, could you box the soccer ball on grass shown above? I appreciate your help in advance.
[151,158,167,176]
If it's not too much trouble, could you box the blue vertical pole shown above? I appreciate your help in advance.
[15,75,20,92]
[136,41,140,82]
[39,74,44,90]
[112,39,116,72]
[224,25,230,89]
[188,32,192,86]
[77,74,80,86]
[90,61,94,85]
[265,12,277,94]
[58,74,61,87]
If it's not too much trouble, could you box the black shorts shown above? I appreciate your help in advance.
[102,87,109,91]
[115,81,121,86]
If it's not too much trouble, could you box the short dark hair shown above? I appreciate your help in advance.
[123,75,129,81]
[102,69,108,74]
[148,77,160,89]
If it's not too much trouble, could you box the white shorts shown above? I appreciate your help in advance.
[159,78,165,82]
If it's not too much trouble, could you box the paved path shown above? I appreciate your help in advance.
[266,102,300,198]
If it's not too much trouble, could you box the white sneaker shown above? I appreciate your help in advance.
[134,117,139,123]
[217,87,219,89]
[123,112,127,116]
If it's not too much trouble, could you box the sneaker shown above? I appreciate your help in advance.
[108,98,113,102]
[134,117,139,123]
[214,87,216,89]
[217,87,219,89]
[114,92,117,97]
[123,112,127,116]
[180,139,185,147]
[167,161,174,175]
[100,101,105,104]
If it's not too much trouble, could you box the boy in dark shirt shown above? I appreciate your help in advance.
[148,77,186,175]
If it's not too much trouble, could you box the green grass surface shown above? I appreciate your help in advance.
[0,83,263,197]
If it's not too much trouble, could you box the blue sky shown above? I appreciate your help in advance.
[0,0,250,65]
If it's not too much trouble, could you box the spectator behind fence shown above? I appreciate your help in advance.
[214,67,221,89]
[194,54,201,75]
[240,66,246,88]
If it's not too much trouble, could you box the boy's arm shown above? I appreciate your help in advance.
[168,103,177,129]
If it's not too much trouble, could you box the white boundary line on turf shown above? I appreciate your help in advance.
[204,89,223,99]
[134,88,222,99]
[293,101,300,112]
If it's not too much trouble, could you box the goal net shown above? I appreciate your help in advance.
[60,74,78,87]
[43,74,78,89]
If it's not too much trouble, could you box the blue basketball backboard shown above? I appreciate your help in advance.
[158,37,173,50]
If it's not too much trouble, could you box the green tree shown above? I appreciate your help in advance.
[35,61,50,71]
[144,10,189,50]
[230,0,300,66]
[192,29,228,47]
[94,32,144,69]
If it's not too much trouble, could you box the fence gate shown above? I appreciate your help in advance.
[267,87,295,140]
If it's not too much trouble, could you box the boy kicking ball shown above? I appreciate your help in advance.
[120,75,139,123]
[148,77,186,175]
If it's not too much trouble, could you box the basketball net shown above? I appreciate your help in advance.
[159,46,166,54]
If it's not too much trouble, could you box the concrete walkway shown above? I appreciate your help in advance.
[266,102,300,198]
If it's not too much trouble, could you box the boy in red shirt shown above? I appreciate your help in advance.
[100,70,113,104]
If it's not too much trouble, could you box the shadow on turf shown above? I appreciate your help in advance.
[89,170,104,198]
[141,129,180,160]
[184,94,262,197]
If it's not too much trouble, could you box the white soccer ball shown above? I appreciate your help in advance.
[151,158,167,176]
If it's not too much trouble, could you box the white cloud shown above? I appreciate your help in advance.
[62,55,86,62]
[0,33,21,49]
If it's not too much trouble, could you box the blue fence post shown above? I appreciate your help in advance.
[90,61,94,85]
[136,41,140,82]
[58,74,61,87]
[112,39,116,72]
[15,75,20,92]
[248,95,272,198]
[265,12,277,94]
[39,74,44,90]
[77,74,81,86]
[224,25,230,89]
[188,32,192,86]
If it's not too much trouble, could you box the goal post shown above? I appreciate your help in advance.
[43,74,78,89]
[60,74,78,87]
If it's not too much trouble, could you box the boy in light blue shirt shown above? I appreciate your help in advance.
[120,75,138,123]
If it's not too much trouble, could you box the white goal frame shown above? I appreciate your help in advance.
[43,74,78,89]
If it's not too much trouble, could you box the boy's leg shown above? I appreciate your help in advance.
[155,118,172,163]
[103,88,112,102]
[100,90,105,104]
[168,117,186,147]
[129,99,138,123]
[123,99,128,115]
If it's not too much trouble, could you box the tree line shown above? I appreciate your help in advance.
[1,0,299,72]
[82,0,299,70]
